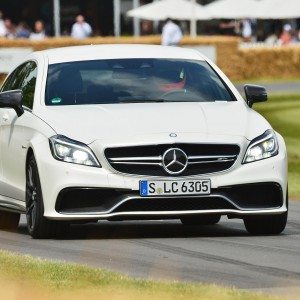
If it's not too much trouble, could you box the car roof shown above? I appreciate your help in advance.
[39,44,205,65]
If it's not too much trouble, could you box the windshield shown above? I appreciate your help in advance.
[45,59,234,106]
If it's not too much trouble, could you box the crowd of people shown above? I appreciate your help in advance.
[0,11,93,40]
[0,11,47,40]
[218,18,300,45]
[161,18,300,46]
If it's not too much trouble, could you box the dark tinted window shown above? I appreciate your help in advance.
[45,59,233,106]
[1,66,24,92]
[1,61,37,109]
[20,62,37,109]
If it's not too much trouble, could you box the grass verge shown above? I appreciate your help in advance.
[0,250,277,300]
[256,94,300,199]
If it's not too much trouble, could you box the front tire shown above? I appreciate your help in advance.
[244,212,287,235]
[181,214,221,226]
[244,190,288,235]
[0,211,20,230]
[26,155,69,239]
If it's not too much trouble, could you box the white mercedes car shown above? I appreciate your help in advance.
[0,45,288,238]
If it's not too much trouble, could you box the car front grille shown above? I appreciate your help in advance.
[105,143,240,176]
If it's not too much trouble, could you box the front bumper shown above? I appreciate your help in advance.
[55,182,284,219]
[34,135,288,220]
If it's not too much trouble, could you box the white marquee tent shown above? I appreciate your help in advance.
[257,0,300,19]
[204,0,261,19]
[127,0,209,21]
[204,0,300,20]
[129,0,300,21]
[127,0,211,36]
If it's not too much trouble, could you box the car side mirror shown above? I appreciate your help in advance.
[244,85,267,108]
[0,90,24,117]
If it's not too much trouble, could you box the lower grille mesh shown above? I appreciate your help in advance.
[114,197,235,212]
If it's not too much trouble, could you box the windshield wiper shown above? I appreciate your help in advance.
[118,99,167,103]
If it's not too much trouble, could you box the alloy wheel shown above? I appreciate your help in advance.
[26,164,38,231]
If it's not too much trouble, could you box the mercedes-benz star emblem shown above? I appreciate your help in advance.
[162,148,188,175]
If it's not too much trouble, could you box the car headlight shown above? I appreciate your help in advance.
[243,130,279,164]
[49,135,101,167]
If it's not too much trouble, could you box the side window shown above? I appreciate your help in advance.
[1,72,13,91]
[1,66,24,92]
[1,61,37,110]
[21,62,37,109]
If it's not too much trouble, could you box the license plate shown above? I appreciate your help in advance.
[140,179,211,197]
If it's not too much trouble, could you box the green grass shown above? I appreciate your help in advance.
[255,94,300,199]
[0,250,277,300]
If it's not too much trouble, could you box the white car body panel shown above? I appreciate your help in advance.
[45,44,206,65]
[36,102,271,144]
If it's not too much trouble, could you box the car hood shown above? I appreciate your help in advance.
[37,102,271,144]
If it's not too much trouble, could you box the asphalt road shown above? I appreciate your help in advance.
[0,201,299,295]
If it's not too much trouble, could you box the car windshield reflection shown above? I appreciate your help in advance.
[45,59,234,106]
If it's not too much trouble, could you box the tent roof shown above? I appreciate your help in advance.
[127,0,210,21]
[128,0,300,21]
[258,0,300,19]
[205,0,300,20]
[204,0,261,19]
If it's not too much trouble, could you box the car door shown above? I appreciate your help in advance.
[0,61,37,201]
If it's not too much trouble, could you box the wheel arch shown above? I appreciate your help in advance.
[25,134,51,169]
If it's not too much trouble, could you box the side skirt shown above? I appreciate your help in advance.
[0,195,26,214]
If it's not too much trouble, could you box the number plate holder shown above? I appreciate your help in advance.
[140,179,211,197]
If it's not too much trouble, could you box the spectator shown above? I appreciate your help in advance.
[141,20,152,35]
[161,18,183,47]
[0,11,6,37]
[219,19,236,36]
[16,22,31,39]
[279,24,293,45]
[4,18,15,39]
[71,15,92,39]
[265,33,278,46]
[30,20,46,41]
[241,19,252,42]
